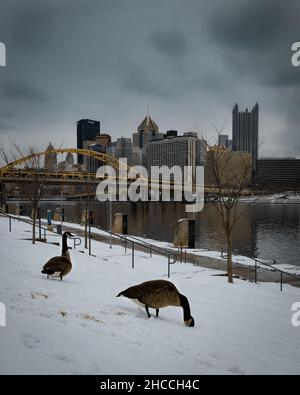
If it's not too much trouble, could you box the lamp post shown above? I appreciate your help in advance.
[60,189,63,231]
[109,199,112,249]
[15,186,20,218]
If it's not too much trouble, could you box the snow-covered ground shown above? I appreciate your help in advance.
[16,215,300,275]
[26,216,299,275]
[0,216,300,375]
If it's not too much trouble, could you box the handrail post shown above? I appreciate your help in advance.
[88,224,91,256]
[124,236,127,253]
[280,272,283,292]
[255,260,257,284]
[109,201,112,249]
[168,255,170,278]
[9,216,11,232]
[132,242,134,269]
[38,209,42,240]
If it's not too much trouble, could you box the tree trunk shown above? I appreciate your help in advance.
[226,228,233,283]
[32,203,37,245]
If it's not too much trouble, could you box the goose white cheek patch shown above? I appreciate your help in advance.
[0,302,6,327]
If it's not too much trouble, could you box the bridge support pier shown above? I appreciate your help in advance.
[173,218,196,250]
[112,213,128,234]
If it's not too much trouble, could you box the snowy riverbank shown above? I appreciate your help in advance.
[0,217,300,374]
[38,217,300,276]
[240,192,300,204]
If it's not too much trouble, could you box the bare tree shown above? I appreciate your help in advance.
[15,144,48,244]
[80,170,96,249]
[0,140,10,209]
[0,141,47,244]
[206,146,252,283]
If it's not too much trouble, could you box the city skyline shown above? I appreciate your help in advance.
[0,0,300,158]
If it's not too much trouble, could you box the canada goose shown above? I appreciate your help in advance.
[41,231,73,280]
[117,279,195,327]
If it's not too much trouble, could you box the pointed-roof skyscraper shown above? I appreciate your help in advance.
[137,115,159,133]
[133,114,164,148]
[45,142,57,172]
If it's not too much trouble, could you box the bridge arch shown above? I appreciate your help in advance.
[0,148,127,176]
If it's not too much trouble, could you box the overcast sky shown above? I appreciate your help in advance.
[0,0,299,157]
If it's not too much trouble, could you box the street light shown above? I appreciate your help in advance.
[109,199,112,249]
[60,189,63,231]
[14,186,20,218]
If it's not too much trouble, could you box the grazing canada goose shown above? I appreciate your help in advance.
[117,279,195,327]
[41,231,73,280]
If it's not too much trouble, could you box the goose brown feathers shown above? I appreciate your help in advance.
[42,256,72,278]
[41,232,73,280]
[117,280,195,327]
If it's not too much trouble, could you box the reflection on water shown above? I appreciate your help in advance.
[35,201,300,268]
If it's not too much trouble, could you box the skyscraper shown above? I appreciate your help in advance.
[132,115,164,149]
[77,119,100,164]
[115,137,133,160]
[44,143,57,172]
[218,134,229,147]
[232,103,259,169]
[146,133,207,182]
[95,133,111,147]
[105,138,142,166]
[85,143,106,173]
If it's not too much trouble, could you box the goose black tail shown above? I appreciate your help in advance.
[116,291,125,297]
[41,268,55,275]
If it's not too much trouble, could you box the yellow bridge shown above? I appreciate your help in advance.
[0,148,131,184]
[0,147,220,195]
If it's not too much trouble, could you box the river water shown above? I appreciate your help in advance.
[31,200,300,269]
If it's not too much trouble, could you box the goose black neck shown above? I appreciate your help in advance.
[179,293,192,321]
[62,234,69,254]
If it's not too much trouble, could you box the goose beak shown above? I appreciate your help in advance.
[184,317,195,327]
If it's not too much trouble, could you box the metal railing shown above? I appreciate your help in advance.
[0,212,82,250]
[221,250,300,291]
[89,225,178,278]
[5,212,298,288]
[0,213,177,278]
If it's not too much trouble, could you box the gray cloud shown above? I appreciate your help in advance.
[10,3,56,52]
[0,122,16,131]
[0,0,299,156]
[150,29,188,58]
[208,0,294,51]
[203,0,300,155]
[207,0,300,86]
[1,81,50,102]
